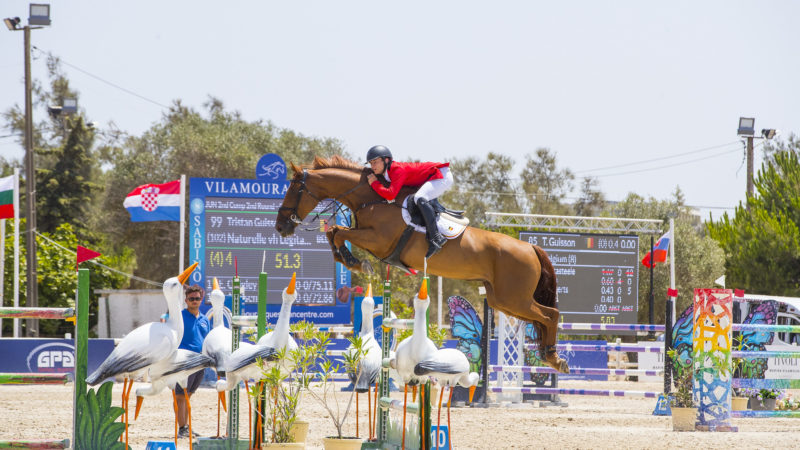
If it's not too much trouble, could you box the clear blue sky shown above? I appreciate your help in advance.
[2,1,798,221]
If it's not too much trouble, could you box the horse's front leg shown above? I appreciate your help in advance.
[331,227,383,275]
[326,226,346,265]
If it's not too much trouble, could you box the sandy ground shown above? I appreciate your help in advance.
[1,380,799,449]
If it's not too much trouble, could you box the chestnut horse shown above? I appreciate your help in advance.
[275,156,568,373]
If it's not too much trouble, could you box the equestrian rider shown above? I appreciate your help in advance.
[365,145,453,258]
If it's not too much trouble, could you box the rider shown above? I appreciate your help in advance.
[365,145,453,258]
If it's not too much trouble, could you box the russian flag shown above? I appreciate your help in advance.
[642,230,671,268]
[123,180,181,222]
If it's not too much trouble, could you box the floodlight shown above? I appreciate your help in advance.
[28,4,50,26]
[4,17,21,30]
[737,117,755,136]
[761,129,777,139]
[62,98,77,114]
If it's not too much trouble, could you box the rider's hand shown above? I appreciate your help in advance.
[367,174,377,185]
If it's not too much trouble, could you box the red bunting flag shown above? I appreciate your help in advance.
[76,245,102,269]
[734,289,745,298]
[667,288,678,298]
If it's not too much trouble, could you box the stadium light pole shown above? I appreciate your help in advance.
[737,117,777,201]
[4,4,51,336]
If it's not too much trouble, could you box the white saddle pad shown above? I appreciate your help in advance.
[401,197,468,240]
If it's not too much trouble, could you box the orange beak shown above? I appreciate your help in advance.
[418,278,428,299]
[213,277,220,291]
[287,272,297,295]
[177,262,199,285]
[366,284,372,297]
[134,396,144,420]
[468,385,476,404]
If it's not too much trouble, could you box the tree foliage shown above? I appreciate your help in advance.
[1,221,131,337]
[520,148,575,214]
[708,143,800,296]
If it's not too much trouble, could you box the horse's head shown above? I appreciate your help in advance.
[275,156,370,237]
[275,163,322,237]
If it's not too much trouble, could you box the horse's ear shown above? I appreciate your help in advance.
[290,162,301,175]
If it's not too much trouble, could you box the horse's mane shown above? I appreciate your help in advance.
[290,155,366,176]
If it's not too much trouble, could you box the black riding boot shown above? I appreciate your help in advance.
[417,198,447,258]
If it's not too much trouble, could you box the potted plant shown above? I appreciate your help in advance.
[758,388,781,411]
[730,342,749,411]
[305,332,369,450]
[255,321,321,449]
[667,349,695,431]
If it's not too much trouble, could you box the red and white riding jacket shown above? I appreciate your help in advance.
[369,161,450,201]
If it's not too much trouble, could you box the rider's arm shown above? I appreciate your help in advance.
[369,166,407,201]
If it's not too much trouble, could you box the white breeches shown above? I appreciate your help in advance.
[413,167,453,203]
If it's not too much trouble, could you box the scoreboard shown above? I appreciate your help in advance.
[188,153,351,324]
[520,231,639,325]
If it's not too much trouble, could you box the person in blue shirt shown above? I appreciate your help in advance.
[176,284,211,438]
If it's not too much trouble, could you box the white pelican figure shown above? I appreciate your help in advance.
[201,277,242,436]
[214,273,298,450]
[345,284,382,439]
[414,347,479,450]
[133,348,214,449]
[86,262,198,449]
[390,279,438,449]
[215,272,299,392]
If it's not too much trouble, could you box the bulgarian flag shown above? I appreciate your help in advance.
[0,175,14,219]
[642,230,671,268]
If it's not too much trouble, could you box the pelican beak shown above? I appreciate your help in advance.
[418,278,428,300]
[213,277,220,291]
[366,284,372,298]
[468,385,477,404]
[219,391,227,412]
[286,272,297,295]
[178,262,199,285]
[134,396,144,420]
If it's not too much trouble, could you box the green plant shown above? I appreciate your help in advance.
[759,388,781,400]
[255,321,323,443]
[667,349,693,408]
[305,331,369,439]
[74,381,127,450]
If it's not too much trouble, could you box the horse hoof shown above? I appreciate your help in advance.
[361,260,374,275]
[558,359,570,374]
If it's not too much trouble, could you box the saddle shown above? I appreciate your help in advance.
[405,198,469,227]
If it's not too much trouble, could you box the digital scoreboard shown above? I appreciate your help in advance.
[188,153,351,324]
[519,231,639,325]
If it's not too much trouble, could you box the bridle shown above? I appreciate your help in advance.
[278,168,368,229]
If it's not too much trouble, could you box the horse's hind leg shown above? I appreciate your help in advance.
[484,281,569,374]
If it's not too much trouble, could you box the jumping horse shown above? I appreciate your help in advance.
[275,156,569,373]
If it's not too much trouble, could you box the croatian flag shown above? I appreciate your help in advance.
[641,230,671,268]
[123,180,181,222]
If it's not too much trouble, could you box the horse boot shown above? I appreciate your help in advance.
[416,197,447,258]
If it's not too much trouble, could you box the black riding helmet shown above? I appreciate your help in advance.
[365,145,392,163]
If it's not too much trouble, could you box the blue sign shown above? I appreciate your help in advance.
[189,153,351,324]
[0,338,115,374]
[255,153,288,181]
[430,425,449,449]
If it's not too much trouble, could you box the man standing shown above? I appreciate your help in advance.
[176,284,211,438]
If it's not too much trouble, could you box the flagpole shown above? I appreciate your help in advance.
[668,218,676,325]
[179,174,186,273]
[0,218,4,338]
[13,168,20,338]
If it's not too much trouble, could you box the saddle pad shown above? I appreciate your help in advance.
[401,197,468,239]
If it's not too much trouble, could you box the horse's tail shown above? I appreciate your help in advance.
[532,245,557,310]
[531,244,558,360]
